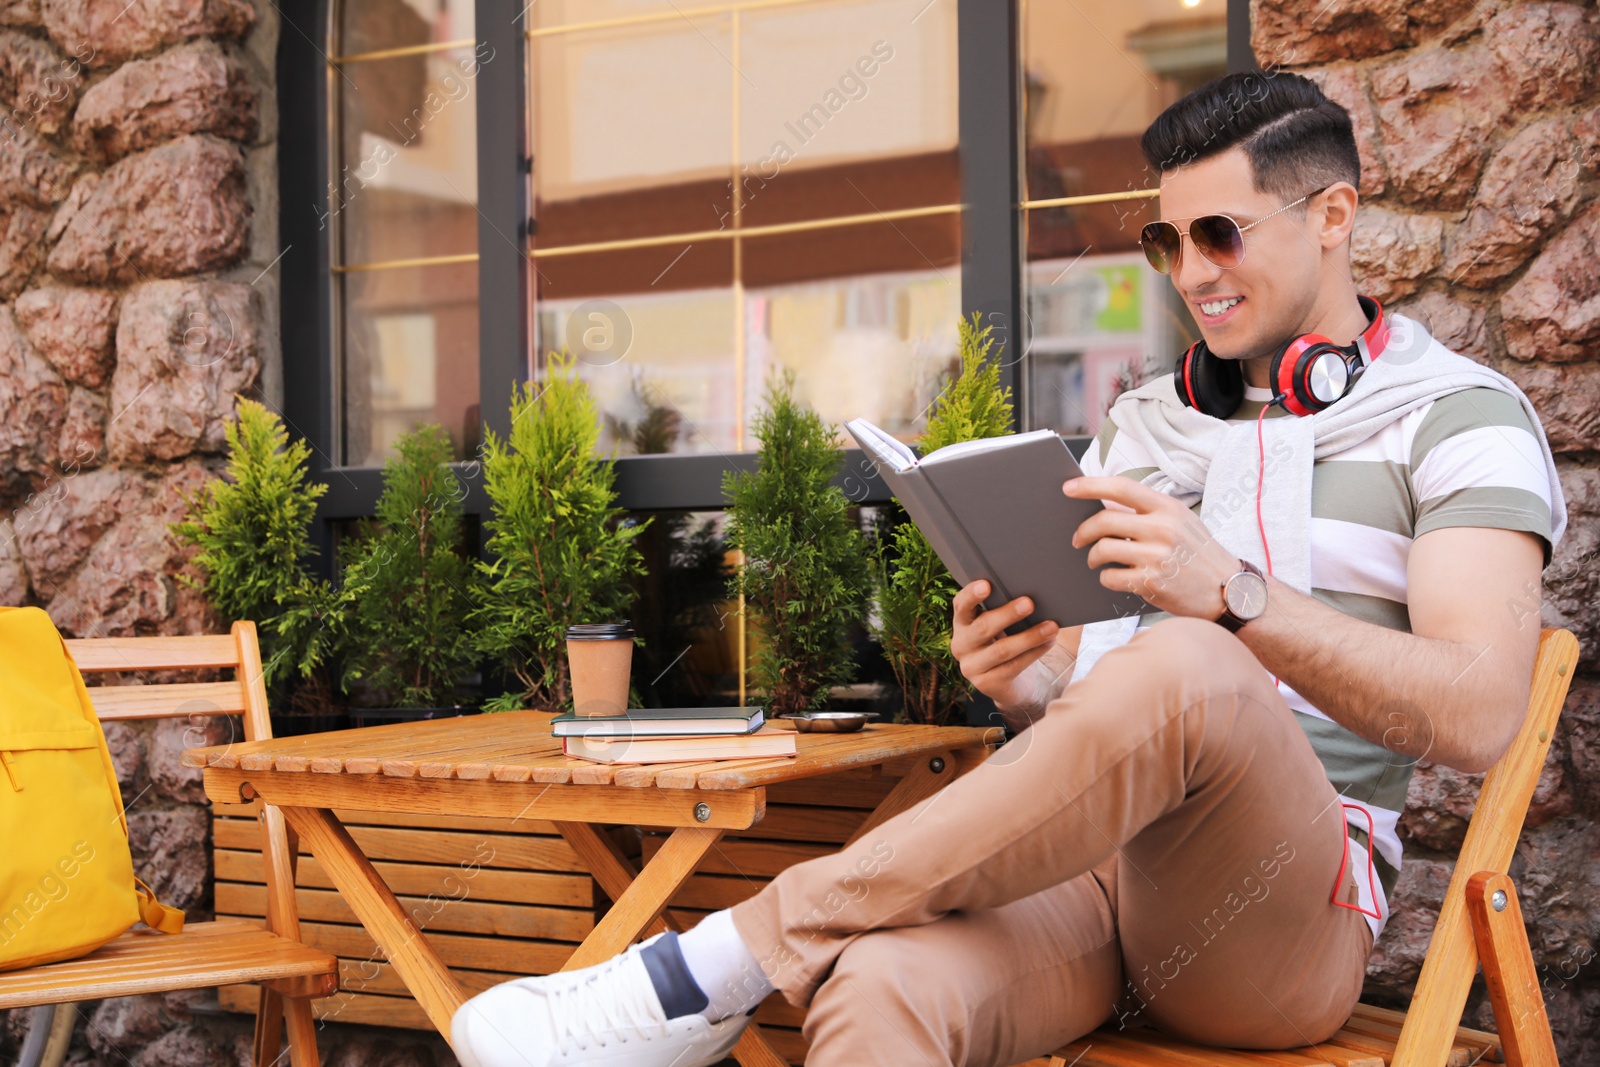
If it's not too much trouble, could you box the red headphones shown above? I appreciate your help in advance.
[1174,295,1390,417]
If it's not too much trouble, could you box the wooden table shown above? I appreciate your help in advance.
[186,710,1000,1065]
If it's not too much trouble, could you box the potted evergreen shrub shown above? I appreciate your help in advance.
[723,370,870,716]
[173,398,351,735]
[340,424,481,727]
[471,352,648,712]
[874,313,1015,726]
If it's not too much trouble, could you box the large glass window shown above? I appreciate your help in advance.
[1020,0,1227,436]
[331,0,482,467]
[528,0,962,455]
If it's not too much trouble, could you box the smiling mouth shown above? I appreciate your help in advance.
[1199,296,1243,317]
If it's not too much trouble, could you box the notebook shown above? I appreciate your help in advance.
[561,725,797,764]
[548,706,764,738]
[846,418,1151,631]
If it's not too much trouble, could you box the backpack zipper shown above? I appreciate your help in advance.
[0,751,20,791]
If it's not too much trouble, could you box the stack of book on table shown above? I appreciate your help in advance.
[551,706,797,765]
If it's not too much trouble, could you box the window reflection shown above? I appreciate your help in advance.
[342,261,480,467]
[333,0,480,466]
[1020,0,1227,437]
[529,0,960,454]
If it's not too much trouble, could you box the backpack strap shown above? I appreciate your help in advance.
[134,877,186,934]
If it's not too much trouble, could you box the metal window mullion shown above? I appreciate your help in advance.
[957,0,1024,428]
[476,0,532,449]
[278,0,340,571]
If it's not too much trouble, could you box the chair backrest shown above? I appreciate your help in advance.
[65,620,275,744]
[63,621,304,945]
[1392,627,1579,1065]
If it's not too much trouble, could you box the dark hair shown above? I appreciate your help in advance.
[1140,71,1360,201]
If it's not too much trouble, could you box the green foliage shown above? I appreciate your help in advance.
[341,425,479,708]
[724,371,869,716]
[172,399,341,694]
[875,313,1015,725]
[471,353,647,711]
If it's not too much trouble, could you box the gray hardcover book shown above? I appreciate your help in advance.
[847,419,1150,630]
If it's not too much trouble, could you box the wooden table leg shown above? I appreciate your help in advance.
[558,824,724,970]
[844,743,990,848]
[279,806,468,1039]
[557,822,794,1067]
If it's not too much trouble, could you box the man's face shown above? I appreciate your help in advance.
[1155,147,1325,362]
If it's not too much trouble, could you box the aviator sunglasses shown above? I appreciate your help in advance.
[1140,186,1328,274]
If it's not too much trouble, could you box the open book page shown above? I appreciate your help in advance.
[920,428,1064,466]
[844,418,918,472]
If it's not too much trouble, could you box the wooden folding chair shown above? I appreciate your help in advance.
[1044,626,1578,1067]
[0,621,337,1067]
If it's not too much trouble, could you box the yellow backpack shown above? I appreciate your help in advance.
[0,606,183,971]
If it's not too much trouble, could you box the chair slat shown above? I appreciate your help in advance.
[0,920,336,1010]
[87,681,248,720]
[65,635,241,672]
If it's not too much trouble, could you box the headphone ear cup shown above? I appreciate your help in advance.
[1175,340,1243,419]
[1271,334,1344,416]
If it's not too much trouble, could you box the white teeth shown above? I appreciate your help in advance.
[1201,297,1242,316]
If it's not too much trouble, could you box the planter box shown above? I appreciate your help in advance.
[211,802,609,1028]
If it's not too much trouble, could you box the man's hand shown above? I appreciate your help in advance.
[1064,475,1241,621]
[950,580,1062,718]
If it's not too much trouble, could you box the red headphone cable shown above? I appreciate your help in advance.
[1258,396,1381,923]
[1254,401,1279,689]
[1331,800,1384,920]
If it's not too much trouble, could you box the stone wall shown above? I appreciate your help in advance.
[0,1,447,1062]
[1255,0,1600,1059]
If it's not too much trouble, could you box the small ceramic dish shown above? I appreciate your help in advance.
[786,711,878,733]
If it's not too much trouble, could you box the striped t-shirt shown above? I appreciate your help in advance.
[1080,380,1556,939]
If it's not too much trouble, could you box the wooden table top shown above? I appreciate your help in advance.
[183,710,1002,792]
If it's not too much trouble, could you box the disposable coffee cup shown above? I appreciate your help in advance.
[566,622,634,718]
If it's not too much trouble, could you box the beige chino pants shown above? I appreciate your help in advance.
[729,616,1376,1066]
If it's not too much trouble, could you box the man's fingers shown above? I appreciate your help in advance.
[972,633,1056,688]
[1072,509,1145,550]
[952,594,1037,656]
[962,619,1058,679]
[952,580,991,624]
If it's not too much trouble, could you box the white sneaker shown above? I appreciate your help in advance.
[450,933,754,1067]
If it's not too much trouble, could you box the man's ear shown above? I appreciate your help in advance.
[1318,181,1359,252]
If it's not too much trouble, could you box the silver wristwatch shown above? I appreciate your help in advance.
[1216,558,1268,633]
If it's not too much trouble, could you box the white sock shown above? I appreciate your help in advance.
[676,908,775,1021]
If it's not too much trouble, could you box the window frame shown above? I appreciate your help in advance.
[279,0,1253,524]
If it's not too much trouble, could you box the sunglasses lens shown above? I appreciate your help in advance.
[1140,222,1179,274]
[1190,215,1245,268]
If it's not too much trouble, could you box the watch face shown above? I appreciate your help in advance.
[1226,572,1269,620]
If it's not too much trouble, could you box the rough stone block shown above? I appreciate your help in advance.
[74,40,257,161]
[13,285,118,386]
[46,134,249,283]
[1501,201,1600,363]
[108,279,260,462]
[1350,204,1442,303]
[42,0,253,69]
[1444,118,1582,289]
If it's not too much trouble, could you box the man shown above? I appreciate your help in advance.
[450,71,1565,1067]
